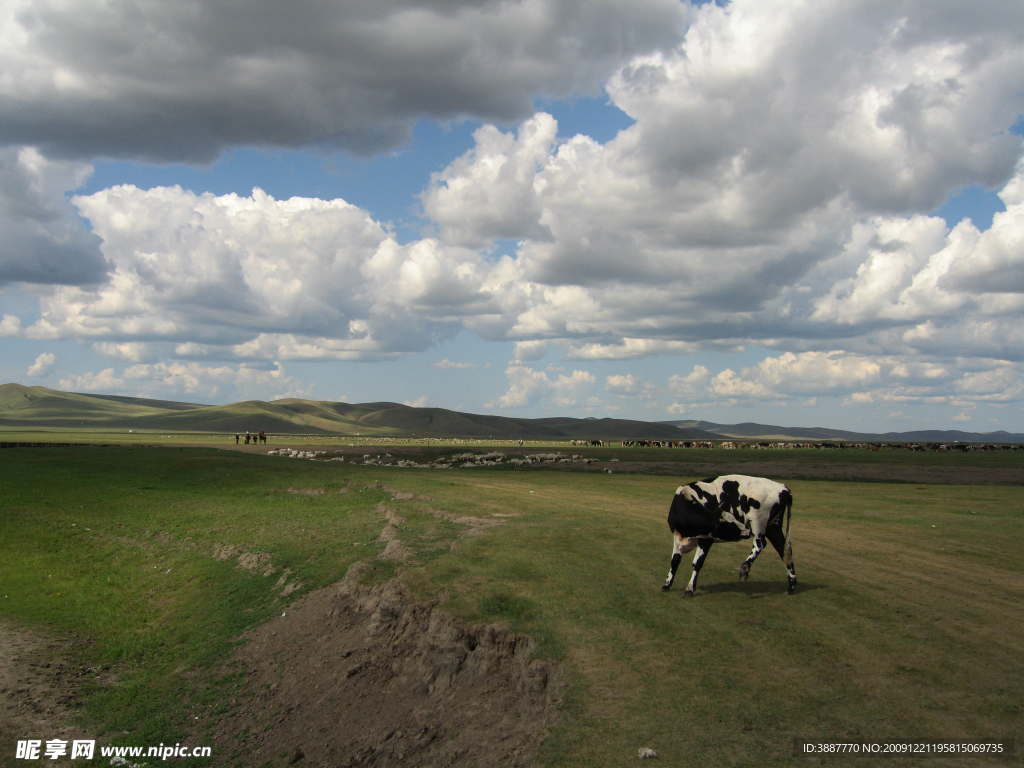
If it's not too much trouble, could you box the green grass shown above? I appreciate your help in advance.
[0,448,403,763]
[355,469,1024,767]
[2,447,1022,767]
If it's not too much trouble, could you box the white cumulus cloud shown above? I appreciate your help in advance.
[488,364,595,408]
[708,351,1024,408]
[667,365,710,397]
[59,362,309,402]
[513,340,548,362]
[0,314,21,336]
[92,342,156,363]
[26,351,55,377]
[28,185,496,360]
[418,0,1024,358]
[605,374,641,395]
[431,358,482,370]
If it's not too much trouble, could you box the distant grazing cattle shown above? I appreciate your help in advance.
[662,475,795,597]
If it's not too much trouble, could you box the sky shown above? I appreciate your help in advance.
[2,0,1024,433]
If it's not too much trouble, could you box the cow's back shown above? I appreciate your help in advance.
[668,475,790,540]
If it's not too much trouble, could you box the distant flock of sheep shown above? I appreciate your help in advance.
[258,435,1022,452]
[264,441,1021,466]
[618,439,1022,451]
[266,449,602,468]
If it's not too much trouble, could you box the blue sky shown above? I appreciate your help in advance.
[2,0,1024,433]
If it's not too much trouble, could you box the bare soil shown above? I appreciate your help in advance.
[1,571,558,768]
[0,620,88,755]
[206,568,559,768]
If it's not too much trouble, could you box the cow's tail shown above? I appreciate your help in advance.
[783,489,794,567]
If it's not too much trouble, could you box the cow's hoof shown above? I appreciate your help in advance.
[788,583,796,595]
[683,589,694,598]
[661,584,672,592]
[738,567,749,582]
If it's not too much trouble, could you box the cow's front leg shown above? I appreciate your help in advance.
[682,538,714,597]
[663,534,697,591]
[738,533,767,582]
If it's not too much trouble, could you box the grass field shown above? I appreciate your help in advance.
[1,446,1022,767]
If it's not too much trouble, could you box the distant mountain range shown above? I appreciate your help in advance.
[2,383,1022,443]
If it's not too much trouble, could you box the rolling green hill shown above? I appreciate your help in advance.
[6,384,1018,442]
[0,384,713,439]
[0,383,185,424]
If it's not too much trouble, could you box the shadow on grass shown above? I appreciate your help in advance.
[697,580,824,597]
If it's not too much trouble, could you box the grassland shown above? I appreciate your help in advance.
[1,445,1022,767]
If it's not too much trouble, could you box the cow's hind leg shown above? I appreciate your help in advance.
[682,538,714,597]
[662,535,698,591]
[765,525,796,594]
[738,533,767,582]
[662,548,682,592]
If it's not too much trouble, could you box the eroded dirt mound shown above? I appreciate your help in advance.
[211,574,559,768]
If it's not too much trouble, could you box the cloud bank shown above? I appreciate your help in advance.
[0,147,106,284]
[1,0,685,162]
[2,0,1023,414]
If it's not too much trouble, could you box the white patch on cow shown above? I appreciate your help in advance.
[673,532,698,554]
[690,475,787,543]
[719,511,746,533]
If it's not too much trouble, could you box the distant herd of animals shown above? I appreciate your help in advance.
[610,439,1022,451]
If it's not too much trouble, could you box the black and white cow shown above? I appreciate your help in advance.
[662,475,795,597]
